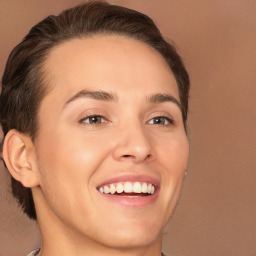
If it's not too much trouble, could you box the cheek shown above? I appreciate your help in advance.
[171,136,189,172]
[158,133,189,203]
[156,132,189,174]
[35,132,109,220]
[35,129,111,188]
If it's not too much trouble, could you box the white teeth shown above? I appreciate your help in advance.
[147,183,152,194]
[98,182,156,195]
[150,185,155,194]
[141,182,148,193]
[124,182,133,193]
[103,186,110,194]
[116,183,124,193]
[133,182,142,193]
[110,184,116,194]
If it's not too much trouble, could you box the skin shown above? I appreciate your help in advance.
[4,35,189,256]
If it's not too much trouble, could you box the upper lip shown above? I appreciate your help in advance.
[96,173,160,190]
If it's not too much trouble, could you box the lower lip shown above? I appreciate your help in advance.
[97,190,159,207]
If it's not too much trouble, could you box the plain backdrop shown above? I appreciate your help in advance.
[0,1,255,256]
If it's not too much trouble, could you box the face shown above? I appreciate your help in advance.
[33,35,189,249]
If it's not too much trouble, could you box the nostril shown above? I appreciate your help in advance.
[121,153,152,162]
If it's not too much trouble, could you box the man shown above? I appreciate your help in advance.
[0,2,190,255]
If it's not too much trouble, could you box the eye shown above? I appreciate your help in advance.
[148,116,174,125]
[80,115,107,125]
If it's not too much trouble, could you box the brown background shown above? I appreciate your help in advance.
[0,0,255,255]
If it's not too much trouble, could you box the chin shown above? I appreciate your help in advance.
[93,219,164,249]
[101,233,161,250]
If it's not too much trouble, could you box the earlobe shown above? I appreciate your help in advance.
[3,130,40,188]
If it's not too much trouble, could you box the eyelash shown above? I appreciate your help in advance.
[79,114,174,126]
[147,116,174,126]
[79,114,107,125]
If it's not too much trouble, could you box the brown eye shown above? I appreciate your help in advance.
[80,115,106,124]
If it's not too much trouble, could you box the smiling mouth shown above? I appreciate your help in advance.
[97,182,155,196]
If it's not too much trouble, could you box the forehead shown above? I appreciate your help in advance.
[42,35,179,102]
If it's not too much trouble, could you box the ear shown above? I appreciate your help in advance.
[3,129,40,188]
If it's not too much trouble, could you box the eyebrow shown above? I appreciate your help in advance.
[64,90,118,107]
[63,90,181,109]
[147,93,181,109]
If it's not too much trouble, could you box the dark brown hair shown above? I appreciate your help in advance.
[0,1,190,220]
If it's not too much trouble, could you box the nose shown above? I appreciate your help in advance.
[112,121,153,163]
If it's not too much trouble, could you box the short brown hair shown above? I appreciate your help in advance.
[0,1,190,219]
